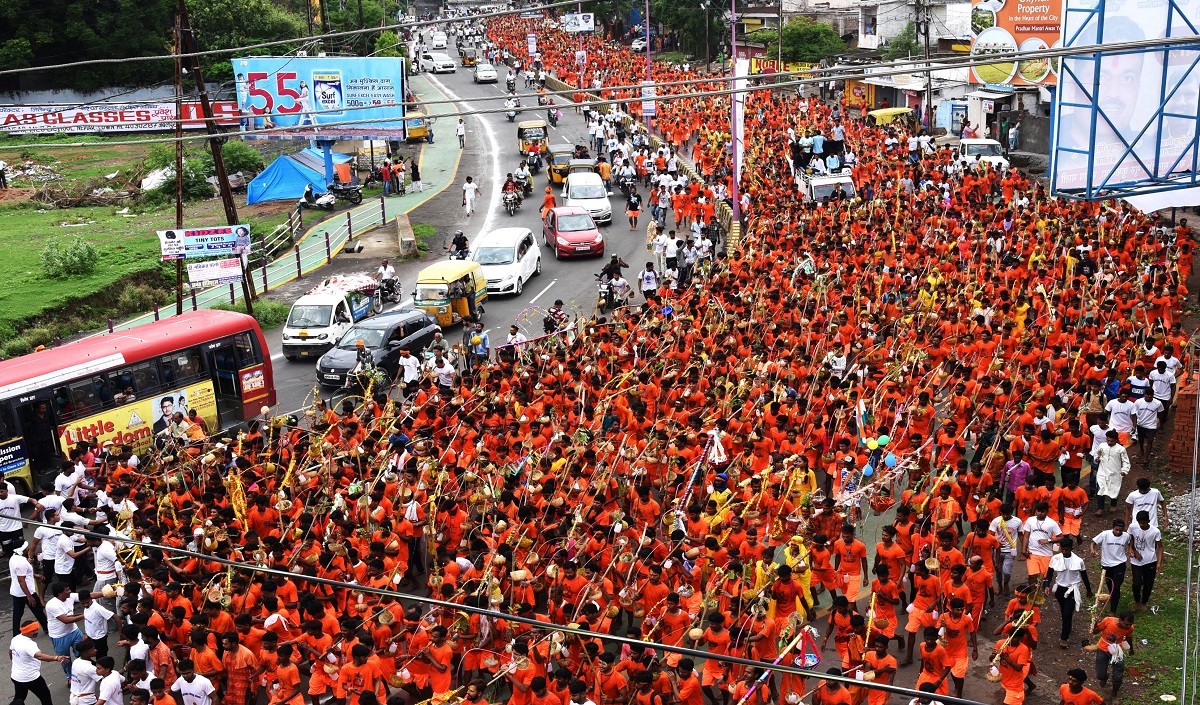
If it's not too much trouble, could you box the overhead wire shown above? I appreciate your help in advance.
[1,33,1197,152]
[3,511,986,705]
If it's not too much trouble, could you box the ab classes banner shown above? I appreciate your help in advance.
[158,224,251,261]
[0,102,239,135]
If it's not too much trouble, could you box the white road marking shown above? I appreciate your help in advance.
[424,73,504,241]
[528,279,558,304]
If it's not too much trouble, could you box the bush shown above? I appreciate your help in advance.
[117,282,169,312]
[141,157,214,206]
[214,300,290,330]
[40,235,100,278]
[196,140,265,177]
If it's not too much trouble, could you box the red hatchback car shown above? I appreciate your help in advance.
[542,206,604,258]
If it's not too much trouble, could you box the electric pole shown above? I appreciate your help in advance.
[174,12,185,316]
[177,0,255,315]
[776,0,783,69]
[919,0,933,129]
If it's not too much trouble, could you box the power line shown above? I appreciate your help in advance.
[3,511,986,705]
[0,0,583,78]
[1,34,1196,152]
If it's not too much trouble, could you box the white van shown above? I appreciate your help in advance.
[958,138,1010,169]
[471,227,542,296]
[563,172,612,224]
[280,274,383,360]
[800,173,857,203]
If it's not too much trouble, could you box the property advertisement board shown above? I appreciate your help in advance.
[0,102,239,135]
[187,258,245,286]
[562,13,595,32]
[158,225,252,261]
[234,57,405,139]
[969,0,1060,86]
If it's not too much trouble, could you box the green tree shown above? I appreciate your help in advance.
[374,30,405,57]
[882,21,919,60]
[0,0,174,91]
[189,0,308,82]
[755,17,844,63]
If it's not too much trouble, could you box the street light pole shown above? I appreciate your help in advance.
[729,0,739,224]
[645,0,652,131]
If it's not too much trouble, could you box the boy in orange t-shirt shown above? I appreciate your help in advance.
[937,599,977,698]
[1059,669,1105,705]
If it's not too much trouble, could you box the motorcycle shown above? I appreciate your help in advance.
[379,277,401,304]
[526,151,542,175]
[547,108,559,127]
[449,247,470,260]
[329,182,364,205]
[506,77,516,92]
[506,108,517,122]
[618,174,636,198]
[503,190,521,216]
[300,184,336,211]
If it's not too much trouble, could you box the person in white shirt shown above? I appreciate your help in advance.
[71,638,102,705]
[96,656,125,705]
[78,590,114,658]
[172,659,217,705]
[1091,518,1132,614]
[461,175,479,216]
[0,483,44,556]
[8,542,47,636]
[31,509,62,584]
[88,527,124,611]
[396,348,422,392]
[45,581,99,674]
[638,262,659,302]
[1125,477,1167,530]
[1020,501,1063,581]
[10,620,69,705]
[1148,359,1177,424]
[1104,390,1137,439]
[53,522,92,587]
[1128,510,1163,609]
[1044,536,1093,647]
[1132,389,1164,463]
[1094,429,1131,512]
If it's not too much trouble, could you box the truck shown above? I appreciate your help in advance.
[280,274,385,360]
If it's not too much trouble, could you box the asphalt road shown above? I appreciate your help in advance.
[265,47,657,412]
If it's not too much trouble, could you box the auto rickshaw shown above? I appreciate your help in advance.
[414,260,487,327]
[867,107,914,127]
[460,47,478,66]
[516,119,548,155]
[567,158,598,176]
[546,143,575,185]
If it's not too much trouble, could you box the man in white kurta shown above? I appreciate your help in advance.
[1094,429,1131,511]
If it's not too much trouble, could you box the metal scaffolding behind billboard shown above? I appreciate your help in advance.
[1050,0,1199,201]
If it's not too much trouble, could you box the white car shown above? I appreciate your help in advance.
[563,172,612,224]
[431,32,449,49]
[958,138,1010,169]
[471,227,542,296]
[630,38,648,52]
[473,63,499,83]
[419,52,456,73]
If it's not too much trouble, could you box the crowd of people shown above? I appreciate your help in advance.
[5,11,1197,705]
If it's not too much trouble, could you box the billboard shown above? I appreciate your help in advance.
[158,224,252,261]
[748,58,815,75]
[58,381,218,454]
[1051,0,1199,198]
[233,57,405,139]
[0,101,239,135]
[844,80,876,109]
[969,0,1060,86]
[187,258,245,286]
[562,13,595,33]
[641,81,657,117]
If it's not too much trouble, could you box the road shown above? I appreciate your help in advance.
[265,45,656,412]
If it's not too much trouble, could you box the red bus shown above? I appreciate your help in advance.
[0,310,277,492]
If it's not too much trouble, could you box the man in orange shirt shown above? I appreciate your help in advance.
[937,598,977,698]
[1059,669,1105,705]
[992,626,1032,705]
[860,636,897,705]
[811,669,853,705]
[340,644,383,705]
[914,626,951,695]
[832,525,869,603]
[1091,612,1135,702]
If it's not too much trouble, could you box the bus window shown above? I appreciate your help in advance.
[234,332,262,367]
[65,378,104,418]
[160,349,204,388]
[107,361,160,402]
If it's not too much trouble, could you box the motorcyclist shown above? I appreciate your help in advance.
[450,230,469,258]
[546,98,559,127]
[600,254,629,281]
[514,162,533,195]
[615,160,636,194]
[346,339,377,388]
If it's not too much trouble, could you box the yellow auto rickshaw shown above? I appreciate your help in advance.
[517,119,548,155]
[867,107,914,127]
[546,143,574,185]
[460,47,478,66]
[414,260,488,327]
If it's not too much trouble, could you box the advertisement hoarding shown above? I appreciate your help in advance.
[1052,0,1199,196]
[969,0,1060,86]
[58,381,218,454]
[844,80,876,109]
[562,13,595,33]
[0,102,239,135]
[640,81,657,117]
[748,58,815,75]
[187,258,245,286]
[234,57,406,139]
[158,225,252,261]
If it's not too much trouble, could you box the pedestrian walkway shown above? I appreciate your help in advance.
[111,74,462,332]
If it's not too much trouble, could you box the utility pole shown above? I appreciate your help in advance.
[173,13,185,316]
[177,0,255,314]
[776,0,783,69]
[919,0,933,130]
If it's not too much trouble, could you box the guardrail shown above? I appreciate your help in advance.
[111,196,393,332]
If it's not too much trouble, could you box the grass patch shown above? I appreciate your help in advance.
[1119,534,1189,705]
[214,299,291,330]
[413,223,439,255]
[659,52,689,64]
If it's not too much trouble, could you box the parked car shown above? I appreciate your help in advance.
[473,63,499,83]
[630,38,647,51]
[315,309,441,387]
[471,227,542,296]
[419,52,456,73]
[543,206,604,258]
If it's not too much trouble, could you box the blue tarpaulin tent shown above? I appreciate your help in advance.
[246,148,353,205]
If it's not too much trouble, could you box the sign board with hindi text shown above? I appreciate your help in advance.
[187,258,245,286]
[158,225,252,261]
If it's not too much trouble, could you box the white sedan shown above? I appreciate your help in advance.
[419,52,456,73]
[473,63,499,83]
[630,37,647,51]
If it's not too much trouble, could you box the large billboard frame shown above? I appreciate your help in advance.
[1050,0,1199,201]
